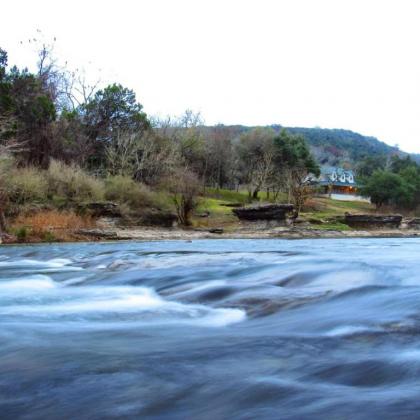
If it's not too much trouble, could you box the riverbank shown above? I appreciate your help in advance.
[74,225,420,241]
[2,195,418,244]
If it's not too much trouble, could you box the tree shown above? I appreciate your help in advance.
[81,83,150,168]
[273,129,320,213]
[203,125,236,189]
[390,155,418,174]
[356,155,387,178]
[0,61,56,167]
[237,127,276,199]
[53,109,94,165]
[105,129,178,183]
[360,170,413,209]
[166,167,201,226]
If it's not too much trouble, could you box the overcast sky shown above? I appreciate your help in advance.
[1,0,420,152]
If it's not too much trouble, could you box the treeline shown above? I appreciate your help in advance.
[0,44,321,228]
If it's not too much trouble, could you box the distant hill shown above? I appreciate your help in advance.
[211,124,416,167]
[279,126,401,167]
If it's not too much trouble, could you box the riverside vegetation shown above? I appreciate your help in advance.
[1,43,420,243]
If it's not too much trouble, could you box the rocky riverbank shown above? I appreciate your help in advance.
[74,225,420,241]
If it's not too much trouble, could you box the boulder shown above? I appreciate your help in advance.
[208,228,224,234]
[232,204,294,221]
[344,213,402,229]
[406,218,420,229]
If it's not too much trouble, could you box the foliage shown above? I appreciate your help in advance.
[104,175,153,208]
[1,65,56,167]
[359,170,412,209]
[46,160,104,203]
[81,83,150,167]
[15,226,28,242]
[6,167,48,205]
[273,129,320,213]
[356,155,387,178]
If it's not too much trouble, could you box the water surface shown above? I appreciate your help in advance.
[1,238,420,419]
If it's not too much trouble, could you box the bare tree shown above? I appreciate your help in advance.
[165,167,201,226]
[237,128,277,199]
[287,168,316,214]
[105,129,180,184]
[28,32,102,111]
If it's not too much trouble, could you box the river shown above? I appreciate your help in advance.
[1,238,420,419]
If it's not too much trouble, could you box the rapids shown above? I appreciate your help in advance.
[1,238,420,419]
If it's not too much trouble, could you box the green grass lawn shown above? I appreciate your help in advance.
[194,188,375,230]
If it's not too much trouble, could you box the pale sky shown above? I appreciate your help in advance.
[1,0,420,152]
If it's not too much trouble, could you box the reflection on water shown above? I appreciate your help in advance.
[1,238,420,419]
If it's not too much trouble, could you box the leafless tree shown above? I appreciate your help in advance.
[237,128,277,199]
[165,167,201,226]
[105,129,180,184]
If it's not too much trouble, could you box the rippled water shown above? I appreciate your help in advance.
[1,238,420,419]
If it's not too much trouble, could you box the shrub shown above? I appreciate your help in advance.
[104,175,153,208]
[6,167,48,205]
[15,226,28,242]
[46,160,104,204]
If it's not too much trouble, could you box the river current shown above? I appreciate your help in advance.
[1,238,420,419]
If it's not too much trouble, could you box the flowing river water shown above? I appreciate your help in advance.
[1,238,420,419]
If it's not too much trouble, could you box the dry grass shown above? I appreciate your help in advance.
[12,210,96,242]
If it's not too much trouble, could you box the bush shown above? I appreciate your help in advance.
[6,167,48,205]
[104,175,153,208]
[360,170,414,209]
[46,160,104,204]
[15,226,28,242]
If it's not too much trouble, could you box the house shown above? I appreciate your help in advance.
[317,167,365,201]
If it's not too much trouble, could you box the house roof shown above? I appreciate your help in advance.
[318,166,357,187]
[321,166,355,177]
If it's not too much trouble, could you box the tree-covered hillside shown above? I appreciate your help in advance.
[218,125,410,168]
[284,127,400,166]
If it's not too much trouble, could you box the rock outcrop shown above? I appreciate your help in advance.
[137,210,178,227]
[232,204,294,221]
[405,218,420,229]
[77,202,122,218]
[344,213,402,229]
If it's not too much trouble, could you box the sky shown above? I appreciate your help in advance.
[1,0,420,152]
